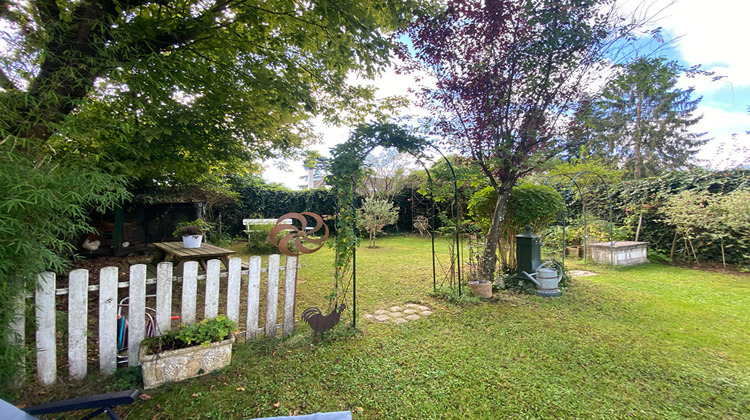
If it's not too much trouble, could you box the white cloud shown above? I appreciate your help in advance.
[262,65,425,190]
[643,0,750,88]
[693,105,750,168]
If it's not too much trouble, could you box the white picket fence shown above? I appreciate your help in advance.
[15,254,298,386]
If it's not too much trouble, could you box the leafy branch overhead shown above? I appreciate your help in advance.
[1,0,421,184]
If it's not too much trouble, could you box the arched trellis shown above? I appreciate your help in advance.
[327,122,463,328]
[543,171,615,267]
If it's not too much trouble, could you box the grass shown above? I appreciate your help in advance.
[15,235,750,419]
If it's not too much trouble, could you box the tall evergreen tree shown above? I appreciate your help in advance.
[586,57,707,179]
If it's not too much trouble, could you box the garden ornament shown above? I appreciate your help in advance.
[268,212,329,256]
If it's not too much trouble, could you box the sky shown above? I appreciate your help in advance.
[262,0,750,189]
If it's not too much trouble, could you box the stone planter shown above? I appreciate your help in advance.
[468,281,492,298]
[587,241,649,265]
[139,336,234,389]
[182,234,202,248]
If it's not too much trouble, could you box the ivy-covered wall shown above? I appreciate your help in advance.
[563,169,749,265]
[218,187,339,235]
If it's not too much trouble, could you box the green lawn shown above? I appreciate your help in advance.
[29,236,750,418]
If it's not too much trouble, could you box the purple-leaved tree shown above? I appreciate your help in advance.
[404,0,662,280]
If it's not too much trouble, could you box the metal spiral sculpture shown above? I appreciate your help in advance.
[268,212,329,256]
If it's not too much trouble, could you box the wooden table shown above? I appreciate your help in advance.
[150,242,236,271]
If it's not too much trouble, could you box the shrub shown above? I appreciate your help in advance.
[142,316,236,355]
[245,224,279,254]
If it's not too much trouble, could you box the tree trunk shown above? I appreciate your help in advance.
[479,179,514,282]
[633,90,644,179]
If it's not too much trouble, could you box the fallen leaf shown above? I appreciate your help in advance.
[236,387,245,391]
[139,394,152,401]
[356,407,364,412]
[192,393,200,397]
[273,402,280,408]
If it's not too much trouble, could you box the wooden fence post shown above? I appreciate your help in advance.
[99,266,118,375]
[246,256,261,339]
[128,264,147,367]
[68,269,88,380]
[265,255,280,338]
[156,262,173,334]
[205,259,221,319]
[227,257,242,325]
[35,272,56,386]
[182,261,199,325]
[283,256,298,337]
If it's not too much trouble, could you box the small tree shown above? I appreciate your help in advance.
[468,184,564,267]
[358,198,400,248]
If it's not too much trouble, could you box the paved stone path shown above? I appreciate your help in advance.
[362,303,434,324]
[569,269,597,277]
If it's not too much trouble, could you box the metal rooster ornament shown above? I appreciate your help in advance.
[301,304,346,335]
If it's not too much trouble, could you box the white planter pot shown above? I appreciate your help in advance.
[182,235,202,248]
[139,336,234,389]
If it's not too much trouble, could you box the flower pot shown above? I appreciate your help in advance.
[468,281,492,298]
[139,336,234,389]
[182,234,202,248]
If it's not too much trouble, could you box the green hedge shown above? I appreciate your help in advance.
[559,169,749,265]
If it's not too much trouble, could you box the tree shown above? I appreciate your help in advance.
[584,57,708,179]
[361,149,414,200]
[0,0,420,388]
[1,0,421,185]
[358,197,400,248]
[405,0,650,280]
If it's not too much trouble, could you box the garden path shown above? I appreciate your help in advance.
[362,303,434,325]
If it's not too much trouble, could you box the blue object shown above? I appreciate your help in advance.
[0,398,37,420]
[251,411,352,420]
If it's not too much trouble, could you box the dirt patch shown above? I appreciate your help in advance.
[665,259,750,276]
[59,254,153,287]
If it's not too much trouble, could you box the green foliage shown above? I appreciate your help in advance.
[1,0,423,188]
[327,122,427,296]
[245,224,279,255]
[428,286,481,305]
[144,316,237,354]
[542,157,623,187]
[583,57,708,179]
[576,168,750,264]
[415,155,487,204]
[0,154,129,389]
[112,366,143,389]
[661,189,750,266]
[172,219,211,237]
[468,184,565,234]
[208,233,235,249]
[218,186,338,236]
[358,198,400,248]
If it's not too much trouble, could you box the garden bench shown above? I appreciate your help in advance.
[243,218,291,239]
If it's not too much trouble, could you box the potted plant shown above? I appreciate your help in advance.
[173,219,211,248]
[139,316,236,389]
